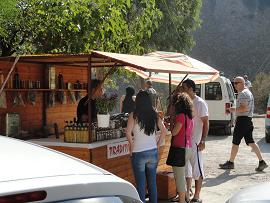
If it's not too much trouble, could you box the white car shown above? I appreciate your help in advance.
[266,94,270,143]
[0,136,141,203]
[225,182,270,203]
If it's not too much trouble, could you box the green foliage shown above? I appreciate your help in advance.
[96,93,118,114]
[0,0,162,56]
[252,72,270,114]
[145,0,202,53]
[0,0,29,56]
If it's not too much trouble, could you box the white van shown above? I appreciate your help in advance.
[195,76,236,134]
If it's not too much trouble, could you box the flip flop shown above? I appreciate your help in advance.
[170,194,179,202]
[190,198,202,203]
[189,188,194,197]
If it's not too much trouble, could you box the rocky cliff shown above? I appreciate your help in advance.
[191,0,270,79]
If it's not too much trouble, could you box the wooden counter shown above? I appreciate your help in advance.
[30,134,172,185]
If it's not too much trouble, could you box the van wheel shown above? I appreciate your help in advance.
[224,125,232,135]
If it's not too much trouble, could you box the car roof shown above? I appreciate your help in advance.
[0,136,140,202]
[228,181,270,202]
[0,136,107,183]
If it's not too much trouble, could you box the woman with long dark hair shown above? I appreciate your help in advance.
[126,90,166,203]
[171,92,194,203]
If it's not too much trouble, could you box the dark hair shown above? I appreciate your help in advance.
[134,90,157,135]
[126,86,135,97]
[91,79,101,89]
[174,93,193,119]
[182,78,196,92]
[122,86,135,113]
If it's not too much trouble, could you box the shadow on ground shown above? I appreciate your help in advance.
[206,134,229,142]
[203,170,258,187]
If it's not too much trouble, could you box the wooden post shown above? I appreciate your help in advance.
[0,56,20,96]
[169,73,172,95]
[88,55,92,142]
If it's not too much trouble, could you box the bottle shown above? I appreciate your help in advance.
[77,123,81,142]
[58,73,64,89]
[13,68,20,89]
[0,69,4,86]
[76,80,82,89]
[64,121,69,142]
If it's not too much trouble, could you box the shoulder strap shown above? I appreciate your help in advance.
[170,114,187,147]
[184,114,187,147]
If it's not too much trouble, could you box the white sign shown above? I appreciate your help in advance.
[107,141,130,159]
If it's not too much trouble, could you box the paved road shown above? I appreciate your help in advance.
[159,117,270,203]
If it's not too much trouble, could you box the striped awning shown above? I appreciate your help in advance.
[125,51,219,84]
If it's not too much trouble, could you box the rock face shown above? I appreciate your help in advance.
[191,0,270,79]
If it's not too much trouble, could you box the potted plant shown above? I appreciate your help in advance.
[96,93,117,128]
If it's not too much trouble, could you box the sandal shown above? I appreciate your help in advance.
[170,194,179,202]
[190,198,202,203]
[189,188,194,197]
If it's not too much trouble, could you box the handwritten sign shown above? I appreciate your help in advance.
[107,141,130,159]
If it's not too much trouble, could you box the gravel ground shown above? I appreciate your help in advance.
[159,117,270,203]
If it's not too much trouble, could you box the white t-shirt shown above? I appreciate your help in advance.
[192,95,209,145]
[236,88,254,117]
[132,123,157,152]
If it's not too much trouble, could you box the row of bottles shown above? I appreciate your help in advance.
[0,68,41,89]
[0,69,87,90]
[64,121,90,143]
[64,120,125,143]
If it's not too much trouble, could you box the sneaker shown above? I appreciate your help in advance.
[255,160,268,172]
[219,161,234,169]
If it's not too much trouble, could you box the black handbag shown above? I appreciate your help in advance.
[166,115,187,167]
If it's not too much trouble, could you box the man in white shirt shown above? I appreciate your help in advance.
[182,79,209,203]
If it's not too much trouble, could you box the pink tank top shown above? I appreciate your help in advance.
[172,113,193,148]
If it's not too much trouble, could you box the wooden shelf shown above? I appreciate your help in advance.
[4,89,87,92]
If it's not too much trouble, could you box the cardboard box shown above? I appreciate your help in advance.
[157,170,176,200]
[45,66,56,89]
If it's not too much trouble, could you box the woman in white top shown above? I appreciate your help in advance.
[126,90,166,203]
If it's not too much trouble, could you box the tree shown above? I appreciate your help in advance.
[0,0,162,56]
[0,0,30,56]
[252,72,270,114]
[145,0,202,53]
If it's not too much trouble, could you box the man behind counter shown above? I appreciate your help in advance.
[77,79,103,123]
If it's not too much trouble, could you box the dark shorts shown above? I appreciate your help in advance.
[233,116,254,145]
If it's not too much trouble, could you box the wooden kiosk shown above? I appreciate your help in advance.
[0,51,218,199]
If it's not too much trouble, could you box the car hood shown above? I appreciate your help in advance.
[227,182,270,203]
[0,136,108,182]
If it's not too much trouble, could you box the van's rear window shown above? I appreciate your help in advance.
[205,82,222,100]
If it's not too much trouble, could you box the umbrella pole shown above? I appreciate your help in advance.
[181,74,188,84]
[169,73,172,95]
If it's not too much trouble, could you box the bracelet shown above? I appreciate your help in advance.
[200,140,205,144]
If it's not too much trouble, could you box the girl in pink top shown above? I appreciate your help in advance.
[172,113,193,148]
[171,92,194,203]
